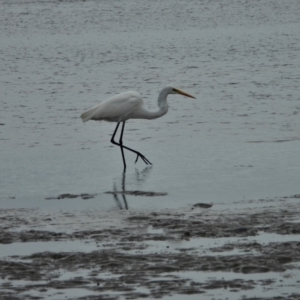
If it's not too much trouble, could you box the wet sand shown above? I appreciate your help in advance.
[1,195,300,299]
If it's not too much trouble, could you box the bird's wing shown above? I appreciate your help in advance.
[81,91,143,122]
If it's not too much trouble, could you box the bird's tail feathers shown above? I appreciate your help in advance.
[80,107,96,122]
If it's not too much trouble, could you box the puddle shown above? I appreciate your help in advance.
[20,288,100,300]
[0,240,99,258]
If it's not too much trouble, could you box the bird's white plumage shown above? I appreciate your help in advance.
[81,86,195,125]
[81,91,143,122]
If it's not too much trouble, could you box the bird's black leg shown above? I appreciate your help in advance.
[119,121,127,172]
[119,122,152,166]
[110,122,126,172]
[111,122,121,142]
[110,122,152,169]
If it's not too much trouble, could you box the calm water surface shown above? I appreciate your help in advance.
[1,0,300,210]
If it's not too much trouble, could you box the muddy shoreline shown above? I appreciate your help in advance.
[1,196,300,299]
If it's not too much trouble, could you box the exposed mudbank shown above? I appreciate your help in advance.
[105,190,168,196]
[45,191,167,201]
[45,193,98,200]
[1,197,300,299]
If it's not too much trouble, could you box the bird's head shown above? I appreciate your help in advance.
[158,86,196,108]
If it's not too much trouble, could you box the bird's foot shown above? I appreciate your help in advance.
[135,153,152,165]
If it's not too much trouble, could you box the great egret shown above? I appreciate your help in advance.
[81,86,195,172]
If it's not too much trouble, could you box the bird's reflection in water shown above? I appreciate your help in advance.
[134,166,153,185]
[111,167,153,210]
[112,172,128,210]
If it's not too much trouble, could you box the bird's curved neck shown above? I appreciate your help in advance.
[143,88,171,119]
[146,89,170,119]
[158,88,170,109]
[132,88,171,120]
[143,105,168,120]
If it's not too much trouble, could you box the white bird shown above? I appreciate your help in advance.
[81,86,195,172]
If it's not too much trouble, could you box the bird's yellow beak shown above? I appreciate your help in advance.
[174,88,196,99]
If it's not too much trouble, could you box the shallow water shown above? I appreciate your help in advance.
[1,0,300,209]
[1,0,300,299]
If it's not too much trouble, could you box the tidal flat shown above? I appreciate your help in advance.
[1,0,300,299]
[1,196,300,299]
